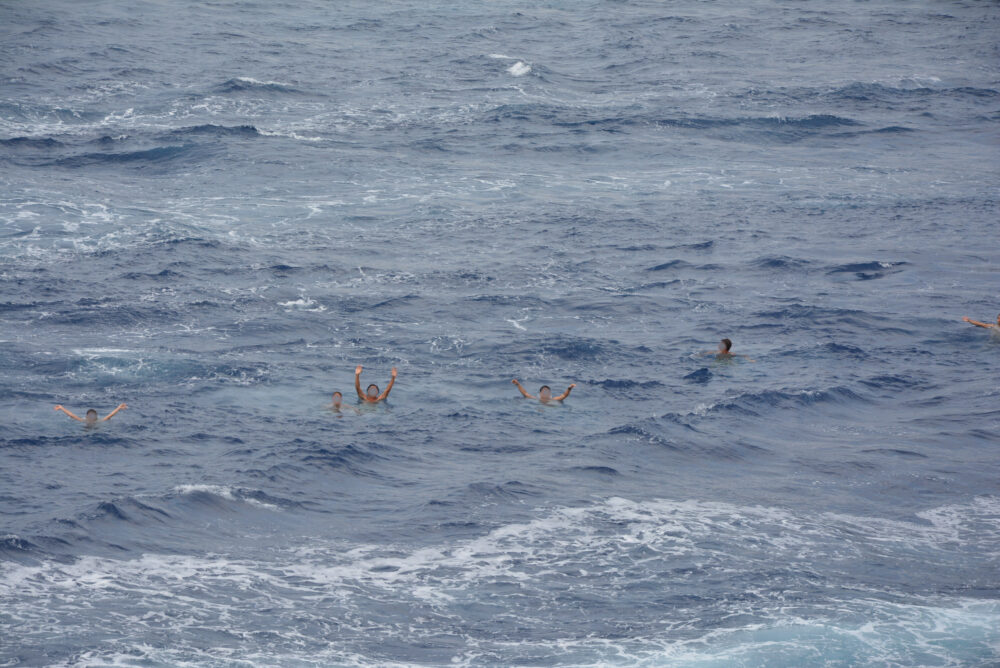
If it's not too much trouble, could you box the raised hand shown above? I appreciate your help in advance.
[512,379,532,398]
[355,365,363,375]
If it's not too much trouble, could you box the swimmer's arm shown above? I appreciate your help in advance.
[511,379,535,399]
[737,354,755,362]
[354,365,367,400]
[53,405,84,422]
[962,316,991,328]
[552,383,576,401]
[102,403,127,421]
[378,367,397,401]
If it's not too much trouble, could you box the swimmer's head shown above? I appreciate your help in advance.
[366,384,380,399]
[331,391,342,407]
[538,385,552,401]
[85,409,98,424]
[720,338,732,352]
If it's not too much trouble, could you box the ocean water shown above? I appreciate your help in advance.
[2,0,999,665]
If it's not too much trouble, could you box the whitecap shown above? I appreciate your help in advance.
[234,76,293,87]
[72,348,137,357]
[173,484,281,511]
[278,297,327,312]
[4,497,998,666]
[173,483,237,500]
[507,62,531,77]
[258,128,324,142]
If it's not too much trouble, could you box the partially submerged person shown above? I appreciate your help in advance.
[328,391,358,415]
[54,403,127,427]
[355,365,397,403]
[512,379,575,403]
[962,314,1000,330]
[703,338,754,362]
[330,391,344,410]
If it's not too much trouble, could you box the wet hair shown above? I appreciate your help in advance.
[539,385,551,394]
[366,384,380,396]
[86,409,98,420]
[721,338,732,352]
[332,391,342,400]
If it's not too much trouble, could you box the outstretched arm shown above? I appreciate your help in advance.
[102,403,127,421]
[378,367,398,401]
[738,354,755,362]
[355,365,366,400]
[511,379,534,399]
[54,405,84,422]
[552,383,576,401]
[963,316,991,328]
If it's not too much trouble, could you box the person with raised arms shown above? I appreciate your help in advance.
[54,403,127,426]
[355,365,397,403]
[512,379,575,403]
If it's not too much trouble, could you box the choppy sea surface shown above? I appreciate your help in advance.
[2,1,999,666]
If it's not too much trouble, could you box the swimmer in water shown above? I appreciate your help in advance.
[702,338,754,361]
[54,403,127,426]
[962,314,1000,330]
[329,391,358,415]
[355,365,397,403]
[512,379,575,403]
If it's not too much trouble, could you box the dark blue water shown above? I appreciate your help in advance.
[2,1,999,665]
